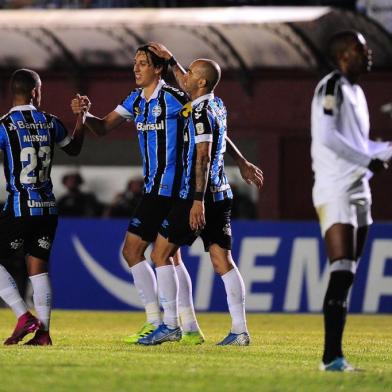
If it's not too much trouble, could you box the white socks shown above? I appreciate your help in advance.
[130,260,161,327]
[0,266,53,331]
[30,272,52,331]
[130,261,198,331]
[175,263,200,333]
[221,267,248,334]
[0,264,27,318]
[156,265,179,329]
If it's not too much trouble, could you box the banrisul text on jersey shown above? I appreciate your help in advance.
[0,105,71,217]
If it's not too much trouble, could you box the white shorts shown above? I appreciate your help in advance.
[315,196,373,236]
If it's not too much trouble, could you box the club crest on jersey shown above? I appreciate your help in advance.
[196,123,204,135]
[152,105,162,117]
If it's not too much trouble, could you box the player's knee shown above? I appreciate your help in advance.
[209,250,234,275]
[172,250,182,266]
[212,262,233,275]
[324,259,356,307]
[122,245,143,267]
[150,248,165,266]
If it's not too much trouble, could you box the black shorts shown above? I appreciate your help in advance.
[0,214,58,261]
[160,198,233,251]
[201,198,232,251]
[159,199,198,247]
[127,194,174,243]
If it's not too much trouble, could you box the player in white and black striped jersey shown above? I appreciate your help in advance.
[311,31,392,371]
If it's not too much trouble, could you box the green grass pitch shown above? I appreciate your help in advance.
[0,310,391,392]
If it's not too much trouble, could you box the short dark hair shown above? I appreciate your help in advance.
[10,68,41,96]
[136,45,168,77]
[62,172,83,186]
[327,30,363,65]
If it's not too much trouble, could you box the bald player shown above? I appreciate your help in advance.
[139,54,251,346]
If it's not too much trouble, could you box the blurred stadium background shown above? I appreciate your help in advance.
[0,1,391,314]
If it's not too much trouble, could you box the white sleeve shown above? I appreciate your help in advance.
[114,105,133,120]
[368,139,392,161]
[195,134,213,143]
[319,115,371,167]
[58,135,72,148]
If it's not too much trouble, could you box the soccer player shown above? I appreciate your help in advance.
[311,31,392,371]
[72,45,262,346]
[0,68,86,345]
[139,52,255,346]
[71,45,205,345]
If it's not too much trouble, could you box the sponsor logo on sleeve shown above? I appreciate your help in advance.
[323,95,335,111]
[194,103,204,120]
[180,102,192,119]
[196,123,205,135]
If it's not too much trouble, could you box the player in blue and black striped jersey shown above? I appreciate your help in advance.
[141,45,262,346]
[0,69,86,346]
[71,45,204,344]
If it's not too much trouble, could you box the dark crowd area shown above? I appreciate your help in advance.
[0,1,358,10]
[0,172,258,220]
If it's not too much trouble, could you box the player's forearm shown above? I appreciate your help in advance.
[194,155,211,200]
[85,114,110,136]
[65,114,85,156]
[320,117,371,167]
[171,63,187,91]
[226,135,246,166]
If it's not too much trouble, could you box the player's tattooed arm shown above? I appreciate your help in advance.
[148,42,187,91]
[71,94,124,136]
[190,141,212,231]
[226,136,264,189]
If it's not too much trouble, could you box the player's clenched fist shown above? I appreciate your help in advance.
[71,94,91,115]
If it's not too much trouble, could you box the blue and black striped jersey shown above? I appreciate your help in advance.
[0,105,71,217]
[179,93,233,202]
[115,80,188,197]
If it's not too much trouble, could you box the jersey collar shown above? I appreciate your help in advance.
[10,104,37,112]
[191,92,214,108]
[141,79,166,102]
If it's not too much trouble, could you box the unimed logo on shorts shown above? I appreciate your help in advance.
[51,220,392,313]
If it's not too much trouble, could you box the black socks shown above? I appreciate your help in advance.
[322,270,355,364]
